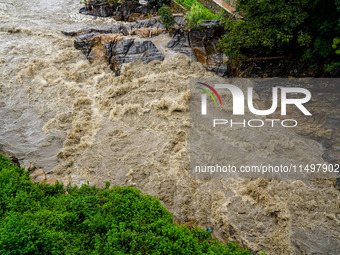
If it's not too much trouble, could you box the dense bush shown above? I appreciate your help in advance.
[0,154,263,254]
[159,4,175,29]
[218,0,340,73]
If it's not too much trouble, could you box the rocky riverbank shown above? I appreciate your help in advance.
[63,15,228,76]
[62,17,166,75]
[167,18,228,76]
[63,14,339,172]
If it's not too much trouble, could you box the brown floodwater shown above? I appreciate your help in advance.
[0,1,339,254]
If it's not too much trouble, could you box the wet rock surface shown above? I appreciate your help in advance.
[167,19,228,76]
[30,168,46,183]
[78,34,164,75]
[29,167,88,187]
[108,36,165,75]
[63,16,228,77]
[63,18,165,75]
[166,32,195,60]
[79,0,156,21]
[62,17,166,37]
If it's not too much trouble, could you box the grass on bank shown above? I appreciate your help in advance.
[174,0,221,26]
[0,154,263,254]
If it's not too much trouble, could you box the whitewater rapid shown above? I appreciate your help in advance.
[0,1,339,254]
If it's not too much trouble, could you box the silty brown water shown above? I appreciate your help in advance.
[0,1,339,254]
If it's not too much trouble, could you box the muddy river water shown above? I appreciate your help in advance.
[0,1,339,254]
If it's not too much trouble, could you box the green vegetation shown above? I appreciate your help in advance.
[159,4,175,29]
[332,37,340,55]
[0,154,263,254]
[185,2,220,27]
[175,0,220,27]
[218,0,340,73]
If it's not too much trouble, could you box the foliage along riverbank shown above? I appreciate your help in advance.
[0,154,264,254]
[169,0,340,77]
[78,0,340,77]
[218,0,340,77]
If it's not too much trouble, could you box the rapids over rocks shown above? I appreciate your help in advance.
[0,1,339,254]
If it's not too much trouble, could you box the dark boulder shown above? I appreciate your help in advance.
[79,0,157,22]
[108,38,164,74]
[73,32,164,75]
[74,32,100,55]
[167,20,228,76]
[166,33,195,60]
[120,39,164,64]
[135,5,156,15]
[62,17,165,37]
[80,2,114,17]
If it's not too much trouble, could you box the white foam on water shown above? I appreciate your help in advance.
[0,1,339,254]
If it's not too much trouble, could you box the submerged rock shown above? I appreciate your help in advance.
[30,168,46,183]
[63,18,166,75]
[63,17,229,77]
[108,36,164,75]
[75,33,164,75]
[10,155,20,167]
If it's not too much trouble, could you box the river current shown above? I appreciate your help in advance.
[0,1,339,254]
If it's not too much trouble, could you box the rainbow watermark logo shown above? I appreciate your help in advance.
[196,81,311,117]
[189,78,340,179]
[196,82,223,111]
